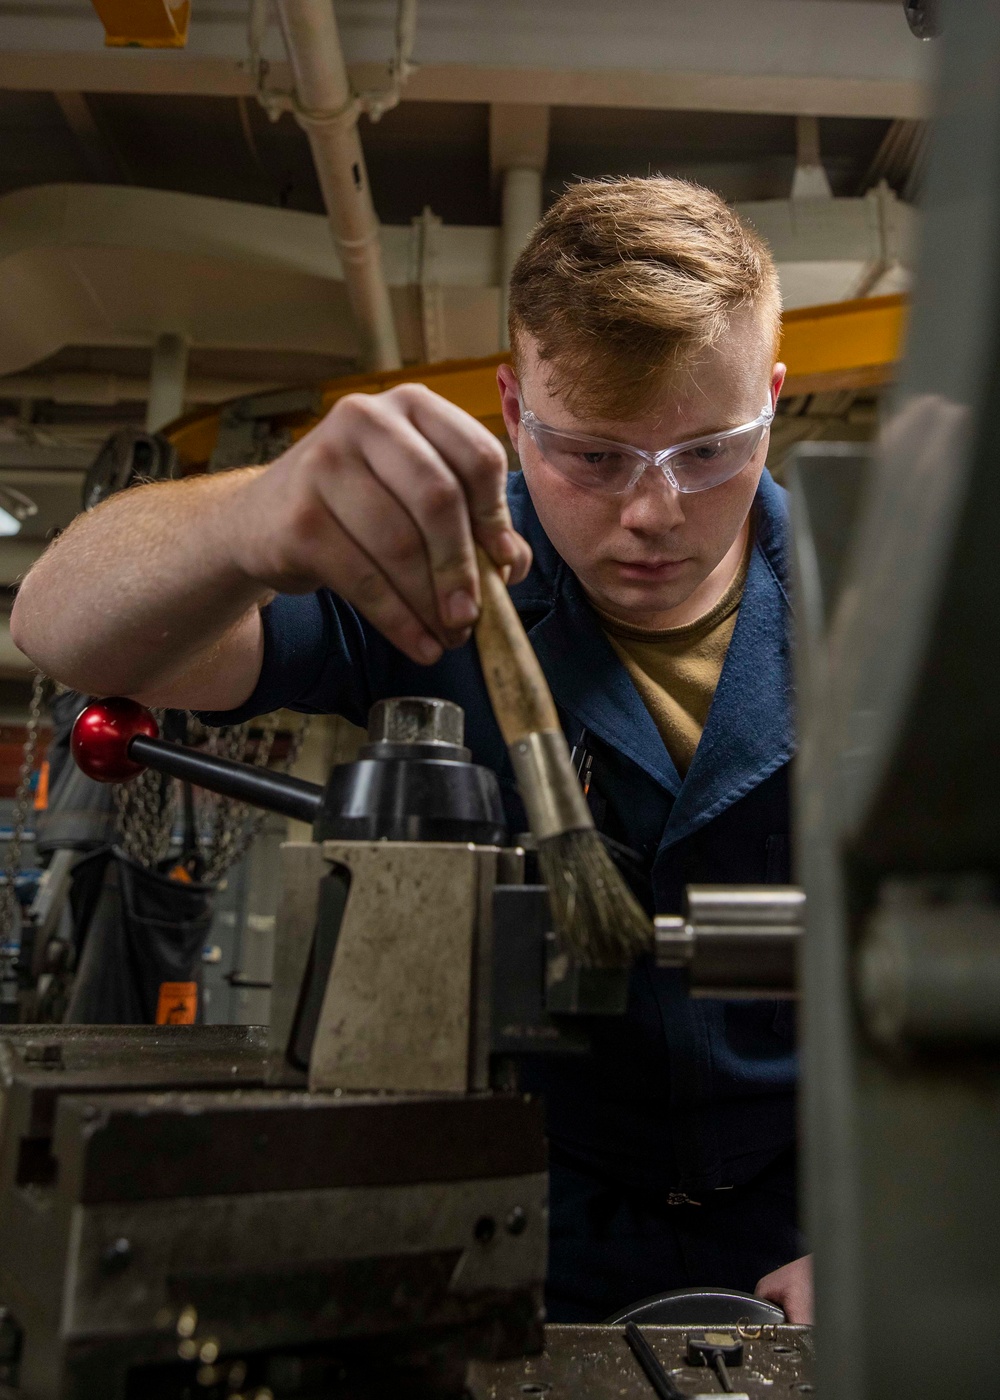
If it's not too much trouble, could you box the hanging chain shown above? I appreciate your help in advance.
[114,712,311,883]
[199,715,311,884]
[0,671,47,945]
[114,708,176,868]
[198,716,271,883]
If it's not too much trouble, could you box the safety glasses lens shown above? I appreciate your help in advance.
[668,422,768,493]
[528,426,642,494]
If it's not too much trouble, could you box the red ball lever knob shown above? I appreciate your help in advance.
[71,698,159,783]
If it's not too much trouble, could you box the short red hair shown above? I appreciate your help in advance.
[508,175,781,419]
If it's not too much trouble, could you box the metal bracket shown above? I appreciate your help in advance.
[307,841,499,1095]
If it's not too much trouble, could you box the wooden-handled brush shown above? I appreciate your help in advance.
[474,547,652,967]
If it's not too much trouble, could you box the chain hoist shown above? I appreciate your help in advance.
[199,714,310,884]
[1,671,47,937]
[113,707,174,868]
[0,672,48,1016]
[114,713,310,882]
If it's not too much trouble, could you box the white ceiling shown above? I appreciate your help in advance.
[0,0,931,115]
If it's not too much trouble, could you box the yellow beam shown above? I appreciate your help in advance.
[169,356,511,472]
[90,0,190,48]
[780,292,907,395]
[168,298,909,470]
[316,355,509,422]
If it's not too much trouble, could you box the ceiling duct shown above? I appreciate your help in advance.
[0,184,914,384]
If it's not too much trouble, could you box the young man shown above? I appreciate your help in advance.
[12,176,810,1324]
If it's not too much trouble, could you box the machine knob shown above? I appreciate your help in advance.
[71,698,159,783]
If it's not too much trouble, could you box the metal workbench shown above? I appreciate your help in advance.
[472,1324,815,1399]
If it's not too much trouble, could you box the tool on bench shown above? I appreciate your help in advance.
[686,1329,746,1394]
[69,694,653,1084]
[625,1321,754,1399]
[655,886,803,997]
[625,1321,687,1400]
[475,546,652,967]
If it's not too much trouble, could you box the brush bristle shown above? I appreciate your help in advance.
[538,828,653,967]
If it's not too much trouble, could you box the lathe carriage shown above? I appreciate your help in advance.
[0,694,808,1399]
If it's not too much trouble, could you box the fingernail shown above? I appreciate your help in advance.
[416,635,442,664]
[446,589,479,626]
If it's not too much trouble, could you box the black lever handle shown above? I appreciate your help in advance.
[72,698,323,826]
[129,734,322,824]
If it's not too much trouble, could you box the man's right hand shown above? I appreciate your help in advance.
[230,383,533,666]
[11,382,532,709]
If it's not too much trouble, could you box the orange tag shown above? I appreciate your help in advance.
[155,981,198,1025]
[33,761,49,812]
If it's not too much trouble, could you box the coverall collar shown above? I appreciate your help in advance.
[506,469,794,846]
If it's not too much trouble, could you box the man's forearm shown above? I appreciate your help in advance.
[11,383,530,709]
[11,470,269,700]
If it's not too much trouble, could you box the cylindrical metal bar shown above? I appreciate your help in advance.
[686,926,799,998]
[499,166,543,350]
[654,916,694,966]
[129,735,323,824]
[277,0,401,371]
[685,884,806,927]
[656,886,805,997]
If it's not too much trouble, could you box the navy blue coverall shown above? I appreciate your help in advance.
[201,467,802,1321]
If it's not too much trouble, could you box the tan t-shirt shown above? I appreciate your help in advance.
[593,536,752,777]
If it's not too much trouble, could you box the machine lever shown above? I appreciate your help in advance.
[127,733,322,823]
[71,698,323,824]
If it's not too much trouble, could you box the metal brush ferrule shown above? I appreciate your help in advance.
[509,729,593,841]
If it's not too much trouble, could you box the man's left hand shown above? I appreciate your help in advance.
[754,1253,813,1323]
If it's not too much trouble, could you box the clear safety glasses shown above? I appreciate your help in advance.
[517,395,775,496]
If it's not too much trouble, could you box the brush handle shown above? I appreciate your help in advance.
[474,546,561,745]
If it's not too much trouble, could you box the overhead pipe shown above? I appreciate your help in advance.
[791,114,833,200]
[145,331,189,433]
[491,104,548,350]
[276,0,402,372]
[499,168,543,350]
